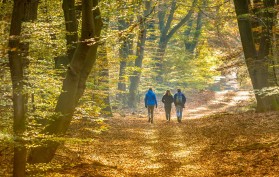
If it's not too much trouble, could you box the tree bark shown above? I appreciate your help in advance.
[62,0,78,64]
[28,0,103,164]
[128,0,151,108]
[92,41,112,116]
[117,19,131,104]
[233,0,279,112]
[23,0,39,21]
[184,16,194,51]
[118,33,128,91]
[8,0,27,176]
[270,2,279,87]
[92,16,112,116]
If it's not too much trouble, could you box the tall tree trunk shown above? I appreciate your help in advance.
[117,19,131,105]
[63,0,78,64]
[154,37,167,81]
[8,0,27,176]
[55,0,79,68]
[92,41,112,116]
[28,0,103,163]
[270,2,279,87]
[233,0,279,112]
[92,17,112,116]
[184,16,194,51]
[23,0,39,21]
[128,0,151,108]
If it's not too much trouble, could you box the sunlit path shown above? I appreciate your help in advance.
[39,90,278,176]
[187,90,254,119]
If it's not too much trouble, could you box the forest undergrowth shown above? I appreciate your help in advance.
[44,90,279,177]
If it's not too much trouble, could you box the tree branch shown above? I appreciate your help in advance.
[166,0,198,42]
[164,0,177,36]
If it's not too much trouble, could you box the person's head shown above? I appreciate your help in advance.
[177,88,181,93]
[149,88,153,91]
[166,90,171,95]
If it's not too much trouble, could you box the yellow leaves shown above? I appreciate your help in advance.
[252,26,262,33]
[273,26,279,34]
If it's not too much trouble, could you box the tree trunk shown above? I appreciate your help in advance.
[28,0,103,164]
[62,0,78,64]
[92,41,112,116]
[117,19,131,104]
[128,0,151,108]
[8,0,27,176]
[233,0,279,112]
[23,0,39,21]
[92,16,112,116]
[270,2,279,87]
[184,16,194,51]
[154,37,167,82]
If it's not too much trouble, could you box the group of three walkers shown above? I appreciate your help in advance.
[144,88,186,123]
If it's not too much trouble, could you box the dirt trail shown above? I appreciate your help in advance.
[51,91,279,177]
[186,90,253,119]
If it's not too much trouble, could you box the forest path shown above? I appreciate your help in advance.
[55,90,279,176]
[185,90,253,119]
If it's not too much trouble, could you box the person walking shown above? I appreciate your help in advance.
[162,90,174,121]
[173,89,186,123]
[144,88,158,123]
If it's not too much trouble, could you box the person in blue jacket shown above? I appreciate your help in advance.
[173,89,186,123]
[144,88,158,123]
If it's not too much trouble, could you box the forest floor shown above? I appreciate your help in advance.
[41,91,279,176]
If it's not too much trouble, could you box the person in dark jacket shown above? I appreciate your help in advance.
[162,90,174,121]
[173,89,186,123]
[144,88,158,123]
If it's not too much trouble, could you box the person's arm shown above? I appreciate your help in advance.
[162,95,165,103]
[173,94,177,106]
[182,94,186,106]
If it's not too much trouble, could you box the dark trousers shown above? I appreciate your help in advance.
[164,106,171,121]
[147,105,155,123]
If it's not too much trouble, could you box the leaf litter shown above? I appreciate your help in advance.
[43,91,279,176]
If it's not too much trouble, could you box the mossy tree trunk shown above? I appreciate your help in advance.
[28,0,103,164]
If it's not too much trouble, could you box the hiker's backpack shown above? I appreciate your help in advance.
[176,93,183,104]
